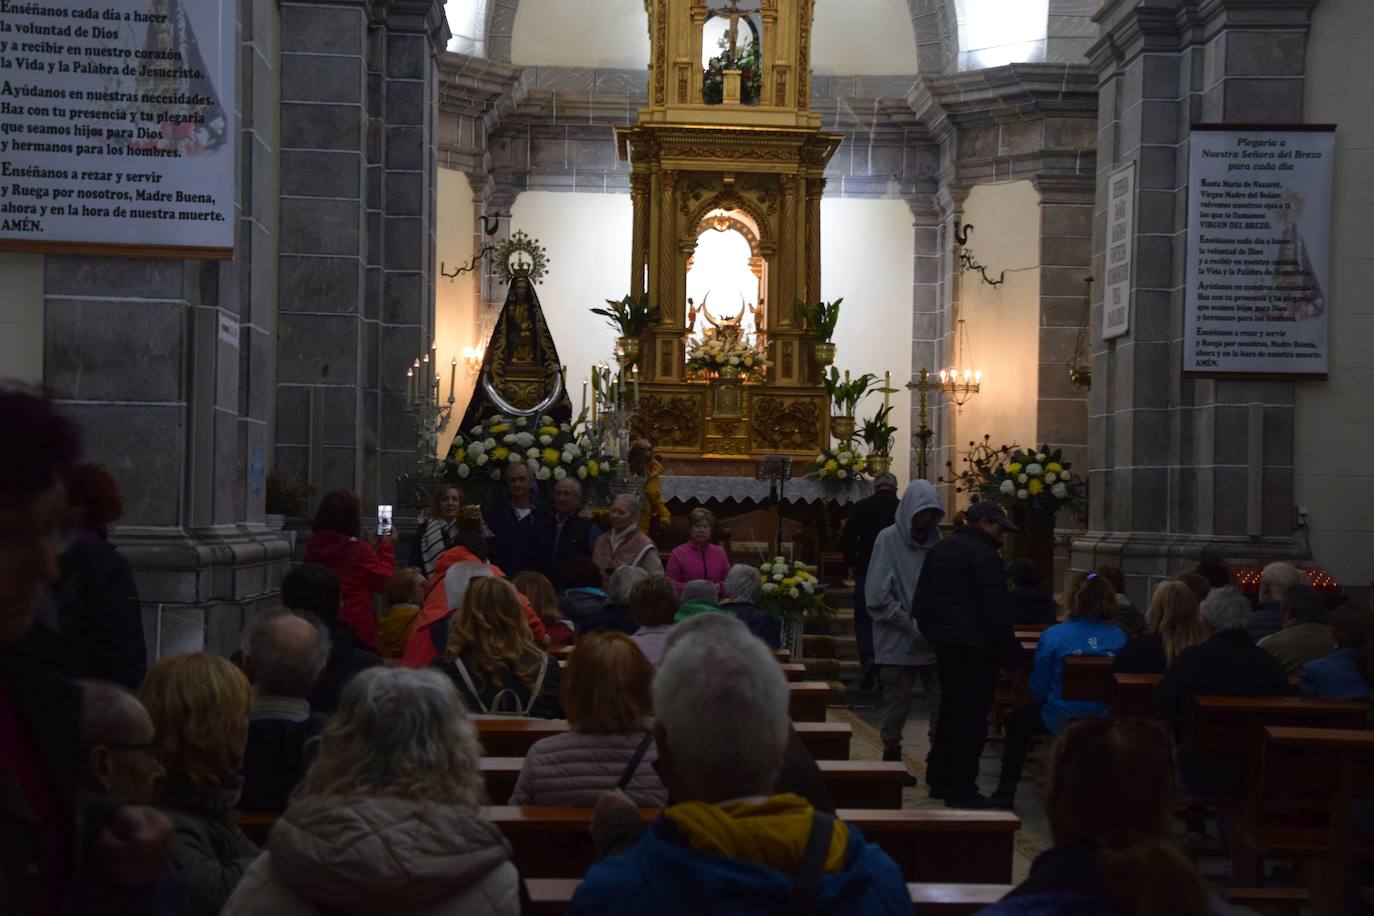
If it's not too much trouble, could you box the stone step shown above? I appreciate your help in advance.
[801,657,842,681]
[833,635,859,661]
[801,634,836,658]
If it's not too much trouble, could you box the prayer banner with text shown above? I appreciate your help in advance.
[1184,125,1335,377]
[0,0,235,258]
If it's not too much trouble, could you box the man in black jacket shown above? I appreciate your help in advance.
[914,500,1020,809]
[537,477,601,576]
[482,462,551,577]
[280,563,382,715]
[1153,585,1288,797]
[841,472,899,689]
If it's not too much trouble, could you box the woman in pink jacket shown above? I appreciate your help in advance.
[664,507,729,595]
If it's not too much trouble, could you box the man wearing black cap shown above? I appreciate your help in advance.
[914,500,1021,809]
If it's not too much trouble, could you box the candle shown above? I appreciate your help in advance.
[422,350,429,368]
[406,367,414,402]
[581,378,588,415]
[632,366,640,408]
[883,370,891,413]
[449,357,457,402]
[433,373,440,407]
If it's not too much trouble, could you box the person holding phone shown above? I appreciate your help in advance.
[303,489,396,653]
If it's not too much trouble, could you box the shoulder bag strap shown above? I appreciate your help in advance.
[780,809,836,916]
[449,656,490,715]
[631,543,656,569]
[521,653,549,715]
[616,732,656,791]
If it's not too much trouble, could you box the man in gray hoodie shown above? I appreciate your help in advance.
[864,481,946,784]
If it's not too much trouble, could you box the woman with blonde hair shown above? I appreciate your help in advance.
[513,570,574,648]
[510,632,668,806]
[408,483,464,577]
[1113,580,1206,674]
[432,576,563,718]
[140,652,259,916]
[221,666,519,915]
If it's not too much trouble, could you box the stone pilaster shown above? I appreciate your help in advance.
[1072,0,1316,606]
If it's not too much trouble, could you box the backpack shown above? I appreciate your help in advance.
[448,651,550,716]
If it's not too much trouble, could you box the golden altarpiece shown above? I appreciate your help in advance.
[619,0,840,472]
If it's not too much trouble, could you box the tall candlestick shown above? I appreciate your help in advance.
[406,367,414,403]
[581,378,588,415]
[883,370,891,413]
[433,373,440,407]
[632,366,640,409]
[449,357,457,403]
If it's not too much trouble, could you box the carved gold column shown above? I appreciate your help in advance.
[804,177,824,303]
[777,174,798,325]
[657,169,678,319]
[630,172,650,297]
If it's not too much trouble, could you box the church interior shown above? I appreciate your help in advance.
[3,0,1374,912]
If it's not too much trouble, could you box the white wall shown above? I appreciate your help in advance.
[0,253,44,384]
[821,197,915,487]
[1296,0,1374,587]
[511,0,649,69]
[949,181,1041,458]
[435,169,476,456]
[812,0,918,76]
[508,191,633,407]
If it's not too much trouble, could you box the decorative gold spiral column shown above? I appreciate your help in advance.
[777,174,798,325]
[804,177,824,304]
[630,172,650,297]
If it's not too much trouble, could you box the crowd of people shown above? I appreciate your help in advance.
[5,382,1374,915]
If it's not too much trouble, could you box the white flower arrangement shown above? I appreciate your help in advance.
[685,335,771,380]
[446,413,619,502]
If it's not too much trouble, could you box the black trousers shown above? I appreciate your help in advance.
[928,644,996,801]
[996,700,1049,800]
[852,571,874,667]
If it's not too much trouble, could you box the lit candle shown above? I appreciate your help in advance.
[449,356,457,402]
[581,378,588,415]
[434,373,440,406]
[422,350,429,369]
[632,366,640,408]
[406,367,414,402]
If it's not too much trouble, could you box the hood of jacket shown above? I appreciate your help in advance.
[893,480,945,550]
[303,530,361,565]
[268,796,512,910]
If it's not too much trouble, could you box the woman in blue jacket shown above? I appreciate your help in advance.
[1300,603,1374,699]
[992,574,1125,809]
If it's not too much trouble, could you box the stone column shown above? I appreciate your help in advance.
[1074,0,1315,605]
[43,0,291,657]
[909,199,945,482]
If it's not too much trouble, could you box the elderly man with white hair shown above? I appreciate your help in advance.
[1248,561,1304,641]
[538,476,602,576]
[1153,586,1289,798]
[570,614,908,915]
[721,562,782,647]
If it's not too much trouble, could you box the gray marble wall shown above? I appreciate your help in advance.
[1073,1,1315,606]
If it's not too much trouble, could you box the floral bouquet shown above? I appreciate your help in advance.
[977,445,1086,519]
[807,445,868,491]
[757,557,826,620]
[685,336,770,381]
[445,414,619,504]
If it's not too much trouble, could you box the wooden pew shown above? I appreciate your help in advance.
[523,879,1012,914]
[485,806,1020,884]
[1188,695,1371,758]
[473,718,853,761]
[1061,655,1114,704]
[772,647,792,663]
[779,662,806,682]
[1109,673,1161,718]
[480,758,910,809]
[788,681,831,722]
[1237,726,1374,915]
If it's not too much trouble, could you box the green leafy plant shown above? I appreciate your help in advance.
[823,367,878,415]
[794,298,843,341]
[859,405,898,456]
[590,292,659,337]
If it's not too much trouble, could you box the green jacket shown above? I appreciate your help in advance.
[160,806,260,916]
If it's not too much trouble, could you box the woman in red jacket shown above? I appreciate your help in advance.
[303,489,394,652]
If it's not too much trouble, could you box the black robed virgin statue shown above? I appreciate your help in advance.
[457,235,573,432]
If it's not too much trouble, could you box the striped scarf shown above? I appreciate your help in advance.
[417,518,459,577]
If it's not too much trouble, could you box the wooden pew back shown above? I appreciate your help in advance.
[1061,656,1114,704]
[1109,673,1161,718]
[522,879,1013,914]
[473,718,853,760]
[1187,695,1370,757]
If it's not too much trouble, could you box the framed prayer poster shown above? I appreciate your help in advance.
[0,0,235,259]
[1183,124,1335,378]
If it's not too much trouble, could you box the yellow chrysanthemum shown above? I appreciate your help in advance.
[782,577,797,587]
[1028,478,1044,495]
[542,448,561,467]
[491,446,509,460]
[824,459,838,472]
[1006,462,1022,475]
[1045,462,1063,474]
[587,460,599,477]
[489,424,510,434]
[539,426,559,437]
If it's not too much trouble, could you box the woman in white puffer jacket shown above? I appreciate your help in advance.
[509,631,669,807]
[221,667,520,916]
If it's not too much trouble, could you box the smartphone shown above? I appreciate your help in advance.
[377,504,393,537]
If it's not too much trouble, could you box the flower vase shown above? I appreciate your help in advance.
[617,336,641,367]
[780,614,804,661]
[866,454,892,476]
[1009,506,1055,580]
[811,342,836,366]
[829,415,855,442]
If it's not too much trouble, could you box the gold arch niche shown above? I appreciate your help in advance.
[620,0,839,468]
[685,209,769,338]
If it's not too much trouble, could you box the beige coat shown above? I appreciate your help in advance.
[592,526,663,576]
[220,796,520,916]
